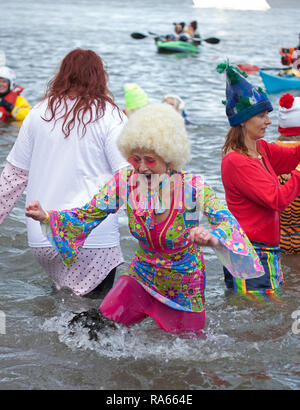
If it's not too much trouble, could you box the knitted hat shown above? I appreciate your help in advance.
[124,83,148,111]
[216,61,273,126]
[278,93,300,136]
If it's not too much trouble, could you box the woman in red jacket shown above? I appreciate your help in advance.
[217,62,300,295]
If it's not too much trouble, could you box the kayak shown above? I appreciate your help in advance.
[155,40,200,54]
[259,70,300,94]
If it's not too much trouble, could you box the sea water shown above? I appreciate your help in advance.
[0,0,299,390]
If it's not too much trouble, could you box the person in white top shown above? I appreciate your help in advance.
[0,48,128,295]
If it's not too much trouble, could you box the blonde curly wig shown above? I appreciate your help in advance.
[117,103,190,170]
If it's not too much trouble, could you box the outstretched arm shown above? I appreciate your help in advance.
[187,226,220,247]
[25,168,130,266]
[25,200,47,222]
[196,177,264,279]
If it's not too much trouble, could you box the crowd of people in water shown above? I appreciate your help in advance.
[1,35,300,336]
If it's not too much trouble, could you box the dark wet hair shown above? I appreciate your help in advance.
[190,21,198,30]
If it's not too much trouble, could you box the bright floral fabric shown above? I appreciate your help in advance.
[42,168,264,312]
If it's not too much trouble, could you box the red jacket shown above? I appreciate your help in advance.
[221,139,300,246]
[0,85,24,120]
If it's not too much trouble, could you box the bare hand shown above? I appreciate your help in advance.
[25,200,47,222]
[187,226,220,248]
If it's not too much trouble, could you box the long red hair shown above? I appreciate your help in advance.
[42,48,121,137]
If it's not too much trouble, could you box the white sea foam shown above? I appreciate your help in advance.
[41,312,239,362]
[193,0,270,10]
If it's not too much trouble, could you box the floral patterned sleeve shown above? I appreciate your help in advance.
[198,177,264,279]
[42,168,130,266]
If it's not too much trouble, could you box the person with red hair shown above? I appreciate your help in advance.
[0,48,128,296]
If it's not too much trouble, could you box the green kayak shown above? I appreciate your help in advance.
[155,40,200,54]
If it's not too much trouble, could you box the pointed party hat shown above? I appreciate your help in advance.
[217,61,273,126]
[124,83,148,111]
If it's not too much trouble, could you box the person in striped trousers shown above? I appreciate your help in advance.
[276,93,300,255]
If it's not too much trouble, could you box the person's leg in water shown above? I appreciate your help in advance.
[100,275,206,334]
[85,267,117,298]
[100,275,149,325]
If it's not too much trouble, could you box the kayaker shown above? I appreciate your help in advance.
[25,103,264,335]
[275,93,300,254]
[123,83,148,117]
[166,22,185,41]
[217,61,300,295]
[182,20,201,44]
[161,94,190,124]
[278,67,300,77]
[0,66,31,122]
[174,22,185,39]
[0,48,128,296]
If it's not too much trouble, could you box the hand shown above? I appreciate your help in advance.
[186,226,220,248]
[25,200,47,222]
[0,97,14,112]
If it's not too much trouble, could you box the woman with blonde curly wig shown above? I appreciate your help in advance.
[25,103,264,335]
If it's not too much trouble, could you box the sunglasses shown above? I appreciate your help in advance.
[127,155,157,168]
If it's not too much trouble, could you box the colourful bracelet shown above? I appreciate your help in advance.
[43,211,50,224]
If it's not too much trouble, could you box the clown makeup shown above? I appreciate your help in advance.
[127,149,168,176]
[128,148,176,212]
[128,155,157,168]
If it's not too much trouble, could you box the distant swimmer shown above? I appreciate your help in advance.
[162,94,192,125]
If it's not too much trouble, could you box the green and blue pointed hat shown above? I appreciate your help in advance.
[216,61,273,126]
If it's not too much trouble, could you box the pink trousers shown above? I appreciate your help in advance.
[99,276,205,334]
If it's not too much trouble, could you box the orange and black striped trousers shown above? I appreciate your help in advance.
[278,175,300,254]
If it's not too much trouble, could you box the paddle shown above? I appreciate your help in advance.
[131,32,155,39]
[237,63,291,74]
[131,32,220,44]
[203,37,220,44]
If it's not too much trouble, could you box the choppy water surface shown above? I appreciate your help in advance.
[0,0,300,391]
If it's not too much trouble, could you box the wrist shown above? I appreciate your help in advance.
[210,235,220,248]
[2,99,14,112]
[42,211,50,223]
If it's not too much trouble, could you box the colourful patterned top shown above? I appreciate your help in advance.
[42,168,264,312]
